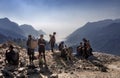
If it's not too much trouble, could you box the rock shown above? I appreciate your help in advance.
[4,65,16,72]
[33,68,40,74]
[76,67,80,69]
[1,69,14,78]
[27,64,36,69]
[20,60,26,67]
[0,73,3,78]
[0,65,3,69]
[100,68,107,72]
[50,74,58,78]
[70,72,74,74]
[18,67,25,73]
[64,71,68,73]
[58,70,62,73]
[17,73,25,78]
[27,69,34,75]
[0,59,3,64]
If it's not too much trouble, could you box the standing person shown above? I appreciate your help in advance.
[26,35,34,64]
[49,32,56,52]
[38,34,46,64]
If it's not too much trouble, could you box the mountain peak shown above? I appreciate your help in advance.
[0,17,10,22]
[66,18,120,55]
[20,24,46,37]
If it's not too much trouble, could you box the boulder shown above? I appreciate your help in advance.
[50,74,58,78]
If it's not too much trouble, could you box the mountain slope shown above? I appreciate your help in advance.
[66,19,120,55]
[0,18,26,40]
[20,24,46,38]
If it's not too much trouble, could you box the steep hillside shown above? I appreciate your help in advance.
[66,19,120,55]
[0,18,25,39]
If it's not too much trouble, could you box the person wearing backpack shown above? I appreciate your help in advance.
[26,35,35,64]
[38,34,46,65]
[49,32,56,52]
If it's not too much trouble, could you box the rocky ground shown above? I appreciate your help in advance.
[0,42,120,78]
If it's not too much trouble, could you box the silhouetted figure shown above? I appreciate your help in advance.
[58,41,64,51]
[86,40,93,56]
[49,32,56,52]
[76,42,83,57]
[38,34,46,64]
[82,38,93,59]
[5,45,19,65]
[83,38,89,59]
[26,35,35,64]
[67,47,73,61]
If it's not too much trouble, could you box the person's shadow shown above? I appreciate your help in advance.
[26,64,43,78]
[88,55,108,72]
[39,63,52,78]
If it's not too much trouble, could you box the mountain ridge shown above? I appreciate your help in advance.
[0,17,46,43]
[66,19,120,55]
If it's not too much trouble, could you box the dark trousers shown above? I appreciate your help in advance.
[27,48,34,64]
[38,45,46,63]
[50,42,55,52]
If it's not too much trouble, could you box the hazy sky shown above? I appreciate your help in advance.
[0,0,120,42]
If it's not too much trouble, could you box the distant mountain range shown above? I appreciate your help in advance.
[0,17,45,43]
[20,24,46,38]
[66,19,120,55]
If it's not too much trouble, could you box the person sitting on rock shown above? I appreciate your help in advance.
[58,41,64,55]
[61,45,68,60]
[67,47,73,61]
[86,40,93,56]
[76,42,83,57]
[82,38,93,59]
[82,38,89,59]
[5,45,19,65]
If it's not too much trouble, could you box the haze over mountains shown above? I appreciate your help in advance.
[20,24,46,38]
[66,19,120,55]
[0,17,120,55]
[0,18,45,43]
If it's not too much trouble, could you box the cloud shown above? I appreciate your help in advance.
[0,0,120,41]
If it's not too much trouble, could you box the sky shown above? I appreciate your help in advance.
[0,0,120,42]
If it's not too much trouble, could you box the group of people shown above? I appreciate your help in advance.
[58,42,73,61]
[26,32,56,65]
[76,38,93,59]
[58,38,93,61]
[5,32,93,67]
[5,32,56,66]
